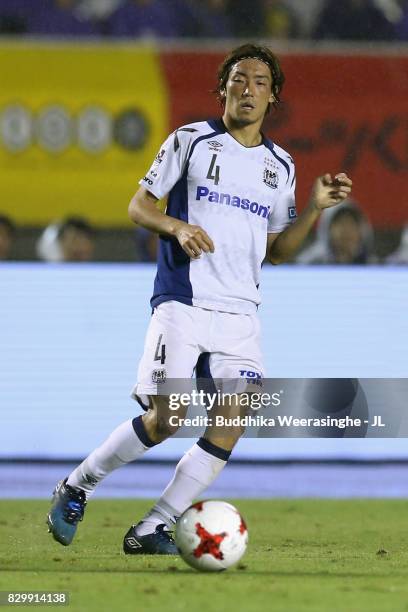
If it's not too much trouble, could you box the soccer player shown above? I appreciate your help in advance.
[47,43,352,553]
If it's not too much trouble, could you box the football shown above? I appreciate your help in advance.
[175,500,248,571]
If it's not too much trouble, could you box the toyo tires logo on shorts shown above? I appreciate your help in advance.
[0,103,150,153]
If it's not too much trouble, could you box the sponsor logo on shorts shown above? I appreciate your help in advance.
[239,369,263,387]
[288,205,297,219]
[240,369,262,379]
[152,368,166,384]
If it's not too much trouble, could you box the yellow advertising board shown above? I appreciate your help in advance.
[0,43,169,226]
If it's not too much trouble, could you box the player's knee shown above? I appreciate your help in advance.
[206,426,244,451]
[144,396,184,442]
[143,411,178,442]
[154,412,181,439]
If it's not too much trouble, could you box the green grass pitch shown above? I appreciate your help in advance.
[1,499,408,612]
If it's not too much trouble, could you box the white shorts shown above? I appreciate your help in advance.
[132,300,264,399]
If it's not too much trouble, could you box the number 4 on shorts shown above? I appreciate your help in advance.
[154,334,166,365]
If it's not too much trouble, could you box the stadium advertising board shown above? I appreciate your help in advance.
[1,45,407,227]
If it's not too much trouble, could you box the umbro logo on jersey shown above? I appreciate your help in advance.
[208,140,223,151]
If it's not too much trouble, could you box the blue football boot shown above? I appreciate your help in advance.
[46,478,87,546]
[123,524,178,555]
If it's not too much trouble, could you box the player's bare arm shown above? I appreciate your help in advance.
[267,173,353,264]
[129,186,214,259]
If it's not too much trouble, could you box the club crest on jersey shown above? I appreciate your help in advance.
[152,368,166,384]
[208,140,223,152]
[263,166,279,189]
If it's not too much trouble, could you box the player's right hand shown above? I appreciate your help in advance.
[174,222,215,259]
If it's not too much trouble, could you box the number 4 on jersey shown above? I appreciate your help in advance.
[154,334,166,365]
[207,154,220,185]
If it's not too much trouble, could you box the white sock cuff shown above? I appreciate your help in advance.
[110,419,149,463]
[179,441,229,478]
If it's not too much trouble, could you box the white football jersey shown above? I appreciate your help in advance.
[140,119,297,315]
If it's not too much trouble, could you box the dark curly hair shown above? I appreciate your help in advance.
[215,43,285,113]
[58,216,94,239]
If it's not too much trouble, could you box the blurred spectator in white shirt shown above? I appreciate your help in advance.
[296,202,377,265]
[386,225,408,264]
[37,217,95,262]
[77,0,123,20]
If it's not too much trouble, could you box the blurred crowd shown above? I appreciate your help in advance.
[1,0,408,41]
[2,1,407,265]
[1,208,407,264]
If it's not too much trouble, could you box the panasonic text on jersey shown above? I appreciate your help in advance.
[196,186,270,219]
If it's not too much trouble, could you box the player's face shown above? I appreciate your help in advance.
[223,59,274,126]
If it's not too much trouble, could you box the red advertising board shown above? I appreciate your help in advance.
[161,51,408,228]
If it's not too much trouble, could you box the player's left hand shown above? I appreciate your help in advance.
[310,173,353,211]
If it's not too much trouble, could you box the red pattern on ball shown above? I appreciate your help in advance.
[193,523,227,560]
